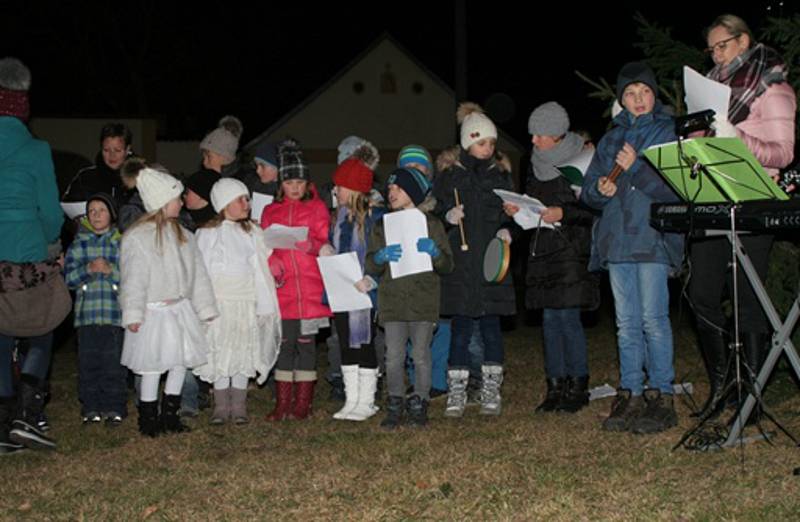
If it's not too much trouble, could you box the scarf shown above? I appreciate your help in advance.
[0,88,29,121]
[530,132,586,182]
[332,206,371,348]
[708,43,788,125]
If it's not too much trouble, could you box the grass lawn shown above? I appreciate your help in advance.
[2,305,800,521]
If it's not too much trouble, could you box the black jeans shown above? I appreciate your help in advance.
[78,325,127,416]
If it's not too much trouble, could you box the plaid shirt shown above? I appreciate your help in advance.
[64,222,122,327]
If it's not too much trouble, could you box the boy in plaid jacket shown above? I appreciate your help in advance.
[65,193,127,425]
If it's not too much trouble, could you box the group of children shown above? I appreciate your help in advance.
[63,58,684,439]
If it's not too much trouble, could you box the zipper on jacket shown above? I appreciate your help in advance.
[288,200,304,318]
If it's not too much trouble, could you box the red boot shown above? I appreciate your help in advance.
[291,381,316,420]
[265,380,293,422]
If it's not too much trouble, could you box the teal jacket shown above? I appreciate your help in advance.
[0,117,63,262]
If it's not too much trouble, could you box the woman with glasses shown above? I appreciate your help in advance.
[689,14,796,420]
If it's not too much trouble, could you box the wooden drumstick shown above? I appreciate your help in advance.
[454,188,468,251]
[607,164,624,183]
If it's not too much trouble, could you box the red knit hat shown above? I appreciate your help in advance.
[332,158,373,194]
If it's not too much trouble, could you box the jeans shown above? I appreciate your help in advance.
[78,325,127,416]
[449,315,503,368]
[0,332,53,398]
[608,263,675,395]
[408,319,450,391]
[386,321,434,399]
[467,320,485,380]
[542,308,588,379]
[181,372,200,413]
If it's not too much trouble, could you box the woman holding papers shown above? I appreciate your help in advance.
[433,102,515,418]
[505,102,599,414]
[688,14,796,420]
[260,140,331,421]
[324,151,386,422]
[581,62,683,435]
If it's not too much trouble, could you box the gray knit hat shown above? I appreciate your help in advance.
[199,115,242,162]
[528,101,569,137]
[616,62,659,104]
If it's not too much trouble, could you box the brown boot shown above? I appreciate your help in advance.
[210,388,231,425]
[265,380,293,422]
[229,388,249,425]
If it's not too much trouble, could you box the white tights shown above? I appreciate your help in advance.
[213,374,249,391]
[139,367,187,402]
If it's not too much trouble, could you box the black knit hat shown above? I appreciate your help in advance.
[387,167,431,206]
[616,61,659,104]
[86,192,117,222]
[184,168,221,202]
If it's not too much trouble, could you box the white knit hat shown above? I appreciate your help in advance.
[458,102,497,150]
[136,167,184,213]
[210,178,249,213]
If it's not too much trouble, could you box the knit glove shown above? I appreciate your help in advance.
[496,228,512,244]
[416,237,440,258]
[374,244,402,265]
[445,205,465,225]
[354,276,378,293]
[319,244,336,257]
[712,117,737,138]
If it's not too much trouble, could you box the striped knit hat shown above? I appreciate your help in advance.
[387,167,431,206]
[396,145,433,175]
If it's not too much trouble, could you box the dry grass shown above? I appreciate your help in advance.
[2,309,800,521]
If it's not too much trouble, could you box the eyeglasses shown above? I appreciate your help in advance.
[705,35,740,54]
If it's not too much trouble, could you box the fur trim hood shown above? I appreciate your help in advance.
[435,145,512,174]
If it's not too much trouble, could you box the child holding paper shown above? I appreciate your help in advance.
[260,140,331,421]
[322,153,386,422]
[366,167,453,428]
[433,102,516,418]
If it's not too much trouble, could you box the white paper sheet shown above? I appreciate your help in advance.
[251,193,274,221]
[684,66,730,118]
[513,207,556,230]
[492,189,547,214]
[317,252,372,312]
[61,201,87,220]
[262,224,308,250]
[383,208,432,279]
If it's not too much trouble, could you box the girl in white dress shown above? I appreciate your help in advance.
[120,167,218,437]
[194,179,281,425]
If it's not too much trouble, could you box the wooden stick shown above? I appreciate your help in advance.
[608,164,624,183]
[454,188,468,251]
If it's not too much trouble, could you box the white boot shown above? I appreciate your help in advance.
[444,369,470,418]
[333,365,359,420]
[345,367,380,421]
[479,364,504,416]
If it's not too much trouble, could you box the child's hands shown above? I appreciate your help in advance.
[416,237,440,258]
[354,276,377,293]
[503,203,520,217]
[496,229,512,244]
[616,143,636,172]
[88,258,112,274]
[598,177,617,197]
[445,205,465,225]
[374,244,402,265]
[319,244,336,257]
[128,323,141,333]
[268,258,286,288]
[541,206,563,224]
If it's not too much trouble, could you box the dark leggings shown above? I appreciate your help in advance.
[0,332,53,398]
[275,320,317,372]
[334,313,377,369]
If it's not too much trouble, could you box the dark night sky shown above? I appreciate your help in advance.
[2,2,793,147]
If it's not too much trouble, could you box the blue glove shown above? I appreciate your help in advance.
[374,244,402,265]
[416,237,440,258]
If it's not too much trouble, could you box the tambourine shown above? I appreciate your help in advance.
[483,237,510,283]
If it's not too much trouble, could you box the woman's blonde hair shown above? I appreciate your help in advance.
[705,14,754,46]
[341,190,373,241]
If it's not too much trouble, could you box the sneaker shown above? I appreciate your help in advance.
[82,412,102,424]
[406,395,429,428]
[35,412,50,433]
[9,419,57,450]
[105,413,124,427]
[631,390,678,435]
[602,389,645,432]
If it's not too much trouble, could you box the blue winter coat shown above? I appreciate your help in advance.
[0,117,63,263]
[580,104,684,272]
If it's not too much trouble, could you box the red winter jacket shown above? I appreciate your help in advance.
[260,192,332,320]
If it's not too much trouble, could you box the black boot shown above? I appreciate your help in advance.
[558,375,590,413]
[406,394,429,428]
[1,397,25,456]
[535,377,565,413]
[137,400,161,437]
[161,394,191,434]
[692,326,729,420]
[380,396,404,430]
[327,375,345,402]
[10,377,56,450]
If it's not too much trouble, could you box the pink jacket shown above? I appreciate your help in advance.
[735,82,796,176]
[260,192,332,320]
